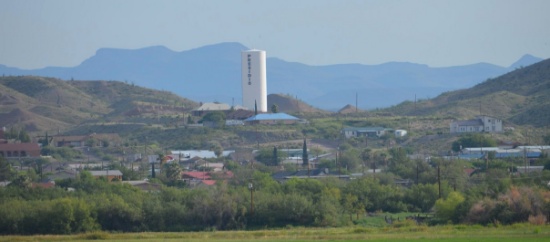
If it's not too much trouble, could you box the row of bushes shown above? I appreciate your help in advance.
[1,169,549,234]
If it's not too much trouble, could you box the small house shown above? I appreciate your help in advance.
[342,127,388,138]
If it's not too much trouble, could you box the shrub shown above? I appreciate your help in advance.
[528,215,547,225]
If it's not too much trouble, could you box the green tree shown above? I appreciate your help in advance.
[434,191,465,223]
[211,142,223,158]
[0,157,14,181]
[41,132,50,147]
[9,174,32,189]
[342,193,359,221]
[272,146,279,166]
[256,148,284,166]
[452,133,497,152]
[164,162,182,182]
[544,134,550,145]
[340,148,362,172]
[18,129,30,142]
[200,111,226,126]
[151,162,156,178]
[271,104,279,113]
[404,183,439,212]
[7,126,17,139]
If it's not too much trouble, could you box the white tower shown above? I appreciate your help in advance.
[241,49,267,112]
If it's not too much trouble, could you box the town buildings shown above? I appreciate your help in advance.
[450,115,503,133]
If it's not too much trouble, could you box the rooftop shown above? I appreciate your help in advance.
[244,113,299,121]
[342,126,386,132]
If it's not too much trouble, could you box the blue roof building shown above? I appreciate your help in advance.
[244,113,301,125]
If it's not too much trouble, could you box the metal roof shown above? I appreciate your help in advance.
[89,170,123,176]
[454,119,483,126]
[244,113,299,121]
[342,126,386,132]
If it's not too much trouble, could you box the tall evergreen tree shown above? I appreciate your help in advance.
[151,163,156,178]
[273,146,279,166]
[302,139,309,166]
[254,100,258,115]
[43,132,49,146]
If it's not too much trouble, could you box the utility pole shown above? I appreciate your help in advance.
[248,180,254,215]
[373,160,376,179]
[355,92,358,113]
[416,162,419,184]
[437,161,441,199]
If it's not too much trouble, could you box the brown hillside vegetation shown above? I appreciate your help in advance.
[386,58,550,127]
[0,76,199,134]
[338,104,366,114]
[267,93,327,114]
[0,108,69,132]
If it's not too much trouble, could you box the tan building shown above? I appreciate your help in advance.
[89,170,123,182]
[0,143,41,158]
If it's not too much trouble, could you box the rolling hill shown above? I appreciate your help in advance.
[0,76,199,134]
[267,93,327,114]
[386,58,550,127]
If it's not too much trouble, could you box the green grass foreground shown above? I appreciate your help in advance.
[1,224,549,242]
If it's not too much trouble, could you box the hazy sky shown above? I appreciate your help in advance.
[1,0,549,69]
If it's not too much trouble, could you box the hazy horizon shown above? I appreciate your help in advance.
[1,0,550,69]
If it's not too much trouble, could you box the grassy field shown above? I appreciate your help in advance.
[1,223,549,242]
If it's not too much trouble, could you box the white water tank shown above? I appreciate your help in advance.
[241,49,267,112]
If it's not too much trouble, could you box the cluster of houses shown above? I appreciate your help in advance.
[341,115,507,140]
[341,115,505,139]
[0,129,122,159]
[456,145,550,174]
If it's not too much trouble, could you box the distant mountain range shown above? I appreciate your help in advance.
[0,42,543,110]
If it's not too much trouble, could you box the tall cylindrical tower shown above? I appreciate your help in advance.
[241,49,267,112]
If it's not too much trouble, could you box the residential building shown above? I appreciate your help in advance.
[181,170,234,187]
[342,127,388,138]
[450,115,503,133]
[458,146,545,160]
[191,102,248,116]
[272,168,351,182]
[89,170,123,182]
[53,135,88,147]
[53,133,121,147]
[171,150,236,161]
[0,143,41,158]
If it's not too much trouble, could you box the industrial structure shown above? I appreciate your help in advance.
[241,49,267,112]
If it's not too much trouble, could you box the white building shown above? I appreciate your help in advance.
[394,129,407,137]
[241,50,267,112]
[342,127,388,138]
[450,115,503,133]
